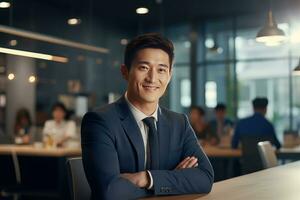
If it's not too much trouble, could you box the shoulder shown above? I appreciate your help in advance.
[82,102,120,125]
[44,120,55,126]
[159,106,188,125]
[160,106,185,117]
[66,120,76,126]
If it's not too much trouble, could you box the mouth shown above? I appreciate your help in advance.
[142,84,159,90]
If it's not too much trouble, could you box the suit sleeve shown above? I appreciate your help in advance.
[149,114,214,195]
[81,112,151,200]
[270,124,281,149]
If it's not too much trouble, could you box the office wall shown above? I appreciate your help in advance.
[6,55,36,136]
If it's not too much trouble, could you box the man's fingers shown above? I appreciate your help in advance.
[186,158,198,168]
[182,157,197,168]
[175,156,199,170]
[175,156,190,169]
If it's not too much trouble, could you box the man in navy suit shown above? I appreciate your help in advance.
[81,33,214,200]
[231,97,281,149]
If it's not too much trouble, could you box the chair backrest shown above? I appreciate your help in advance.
[240,135,274,174]
[257,141,278,169]
[66,157,91,200]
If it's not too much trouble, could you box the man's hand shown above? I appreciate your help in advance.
[120,171,149,188]
[175,156,198,170]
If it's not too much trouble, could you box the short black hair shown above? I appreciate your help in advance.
[252,97,268,109]
[190,105,205,116]
[215,103,226,111]
[51,102,69,119]
[124,33,174,70]
[52,102,67,113]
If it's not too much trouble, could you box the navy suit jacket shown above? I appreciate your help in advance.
[81,96,214,200]
[231,113,281,149]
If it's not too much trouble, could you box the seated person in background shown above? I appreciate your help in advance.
[231,97,281,149]
[14,108,34,144]
[189,106,209,141]
[81,33,214,200]
[208,103,234,145]
[43,102,76,147]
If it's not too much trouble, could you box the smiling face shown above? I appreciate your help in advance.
[121,48,172,110]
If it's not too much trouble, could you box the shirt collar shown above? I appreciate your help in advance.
[125,92,158,123]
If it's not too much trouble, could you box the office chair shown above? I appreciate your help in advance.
[66,157,91,200]
[240,135,275,174]
[258,141,278,169]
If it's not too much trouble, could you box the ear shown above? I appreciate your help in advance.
[120,64,129,81]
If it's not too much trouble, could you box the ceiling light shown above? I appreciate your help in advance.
[290,30,300,44]
[265,41,281,46]
[136,7,149,15]
[205,38,215,48]
[0,24,109,53]
[0,47,68,63]
[120,39,128,45]
[293,58,300,76]
[9,39,17,46]
[28,75,36,83]
[0,1,10,8]
[8,73,14,80]
[67,18,81,26]
[256,10,286,44]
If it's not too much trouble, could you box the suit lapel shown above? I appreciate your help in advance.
[115,96,145,171]
[157,108,171,169]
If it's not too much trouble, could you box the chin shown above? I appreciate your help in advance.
[140,96,159,104]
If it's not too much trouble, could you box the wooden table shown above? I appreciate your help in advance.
[202,145,241,158]
[277,145,300,160]
[0,144,81,157]
[203,144,300,160]
[142,161,300,200]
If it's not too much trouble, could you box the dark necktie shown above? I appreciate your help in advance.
[143,117,159,170]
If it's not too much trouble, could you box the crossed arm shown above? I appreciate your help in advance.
[121,156,199,188]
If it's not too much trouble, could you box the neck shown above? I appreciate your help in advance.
[254,109,266,116]
[127,95,157,116]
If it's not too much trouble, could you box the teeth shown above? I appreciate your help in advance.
[143,85,157,89]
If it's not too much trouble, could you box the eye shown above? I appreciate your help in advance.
[139,65,149,71]
[158,67,167,73]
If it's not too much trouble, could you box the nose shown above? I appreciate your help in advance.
[146,68,157,83]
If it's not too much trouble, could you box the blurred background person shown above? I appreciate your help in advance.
[14,108,35,144]
[42,102,76,147]
[231,97,281,149]
[189,106,209,142]
[208,103,234,146]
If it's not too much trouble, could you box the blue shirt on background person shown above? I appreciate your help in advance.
[231,97,281,149]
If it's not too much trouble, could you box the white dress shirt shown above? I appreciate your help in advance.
[125,93,157,189]
[42,119,76,143]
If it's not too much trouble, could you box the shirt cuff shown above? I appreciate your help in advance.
[146,170,153,190]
